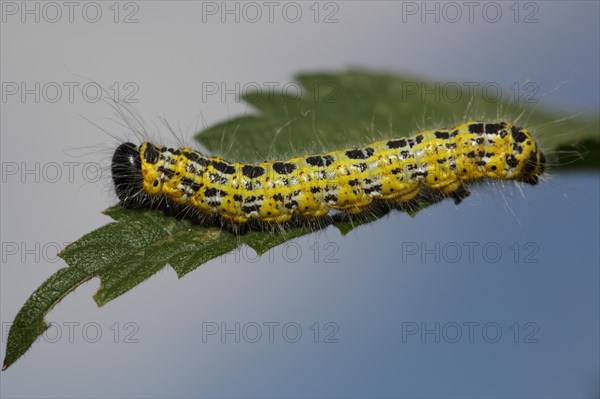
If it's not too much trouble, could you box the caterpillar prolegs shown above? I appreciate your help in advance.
[111,121,546,226]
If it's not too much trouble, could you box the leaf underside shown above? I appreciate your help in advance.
[4,69,599,369]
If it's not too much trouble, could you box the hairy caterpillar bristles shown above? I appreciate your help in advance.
[111,121,546,232]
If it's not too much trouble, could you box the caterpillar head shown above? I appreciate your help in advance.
[111,142,145,206]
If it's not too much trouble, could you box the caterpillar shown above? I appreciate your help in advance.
[111,121,546,226]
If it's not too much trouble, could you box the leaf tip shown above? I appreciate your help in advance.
[92,294,107,308]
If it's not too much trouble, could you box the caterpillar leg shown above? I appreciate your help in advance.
[448,186,471,205]
[434,180,470,205]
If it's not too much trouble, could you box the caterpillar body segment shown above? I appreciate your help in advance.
[111,121,545,224]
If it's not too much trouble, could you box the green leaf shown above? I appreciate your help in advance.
[196,69,600,166]
[2,268,94,370]
[4,69,599,370]
[553,138,600,170]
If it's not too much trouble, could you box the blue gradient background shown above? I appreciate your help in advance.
[1,1,599,398]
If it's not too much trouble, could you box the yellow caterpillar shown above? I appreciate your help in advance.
[111,121,545,224]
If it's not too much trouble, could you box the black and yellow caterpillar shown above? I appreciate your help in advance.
[111,121,545,225]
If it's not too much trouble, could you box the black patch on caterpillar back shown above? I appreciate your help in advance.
[345,149,363,159]
[387,139,407,149]
[204,187,227,197]
[434,131,450,139]
[144,143,159,163]
[158,166,175,179]
[485,123,501,134]
[512,143,524,153]
[212,160,236,174]
[180,177,194,186]
[273,193,284,202]
[511,127,528,143]
[181,177,203,192]
[364,185,383,195]
[506,155,519,168]
[272,162,296,174]
[284,200,299,210]
[410,171,428,179]
[346,148,373,160]
[241,204,259,213]
[306,155,334,167]
[242,165,265,178]
[209,173,229,185]
[469,123,484,133]
[324,195,337,203]
[187,151,210,167]
[399,150,411,159]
